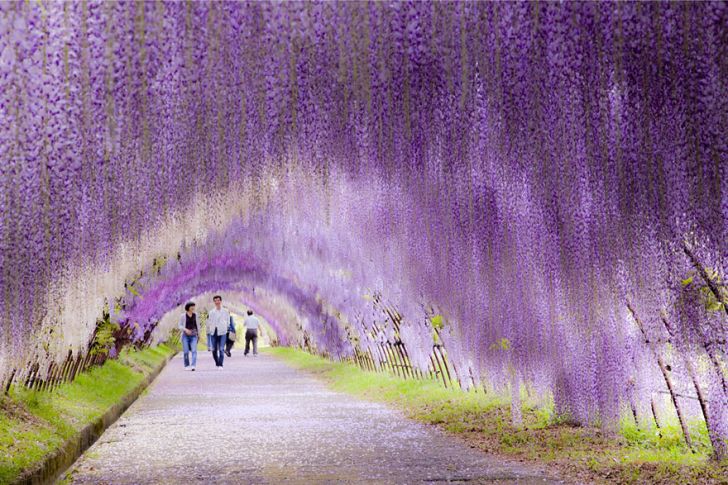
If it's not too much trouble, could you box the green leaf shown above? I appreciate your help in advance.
[681,277,693,287]
[706,301,723,312]
[706,267,719,281]
[430,314,444,330]
[489,337,511,352]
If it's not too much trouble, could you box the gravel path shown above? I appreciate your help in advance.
[63,350,565,484]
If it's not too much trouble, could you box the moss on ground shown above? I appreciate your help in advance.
[267,347,728,485]
[0,344,175,484]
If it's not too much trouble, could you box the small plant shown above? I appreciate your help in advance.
[680,269,726,313]
[89,314,120,358]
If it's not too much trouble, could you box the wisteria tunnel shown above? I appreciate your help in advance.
[0,0,727,482]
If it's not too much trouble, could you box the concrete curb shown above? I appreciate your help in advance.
[14,351,177,485]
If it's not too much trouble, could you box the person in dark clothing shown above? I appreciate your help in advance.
[225,315,236,357]
[178,302,199,371]
[243,309,260,356]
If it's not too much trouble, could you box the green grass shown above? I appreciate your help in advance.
[267,347,728,485]
[0,344,175,484]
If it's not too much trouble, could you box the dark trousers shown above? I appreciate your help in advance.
[212,329,227,367]
[244,329,258,355]
[225,334,235,354]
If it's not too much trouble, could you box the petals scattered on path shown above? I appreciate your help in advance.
[65,352,563,484]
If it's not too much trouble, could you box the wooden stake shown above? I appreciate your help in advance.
[3,369,16,395]
[683,243,728,317]
[662,314,725,460]
[627,302,693,450]
[651,396,663,438]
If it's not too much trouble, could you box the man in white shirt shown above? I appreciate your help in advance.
[243,309,261,356]
[207,295,231,369]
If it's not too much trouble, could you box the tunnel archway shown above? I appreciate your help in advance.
[148,291,280,350]
[0,0,726,461]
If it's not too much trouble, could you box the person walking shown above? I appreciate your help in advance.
[204,309,213,352]
[243,309,260,356]
[225,315,236,357]
[208,295,230,369]
[178,302,199,371]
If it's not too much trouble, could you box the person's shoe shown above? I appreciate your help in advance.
[190,366,196,371]
[225,351,231,357]
[244,353,248,357]
[218,366,223,371]
[184,366,190,371]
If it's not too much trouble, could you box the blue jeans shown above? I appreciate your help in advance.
[212,331,227,367]
[182,334,198,367]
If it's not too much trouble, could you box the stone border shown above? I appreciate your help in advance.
[14,351,176,485]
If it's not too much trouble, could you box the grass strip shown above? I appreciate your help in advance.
[0,344,175,484]
[267,346,728,485]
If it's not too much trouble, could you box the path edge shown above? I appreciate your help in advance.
[14,351,177,485]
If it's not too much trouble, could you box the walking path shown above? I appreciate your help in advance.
[64,350,564,484]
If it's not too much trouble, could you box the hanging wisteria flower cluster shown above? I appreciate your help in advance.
[0,1,726,457]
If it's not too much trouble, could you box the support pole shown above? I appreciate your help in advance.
[627,302,693,450]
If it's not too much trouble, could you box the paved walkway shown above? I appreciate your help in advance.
[64,350,564,484]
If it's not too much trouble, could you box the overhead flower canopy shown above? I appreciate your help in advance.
[0,0,726,457]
